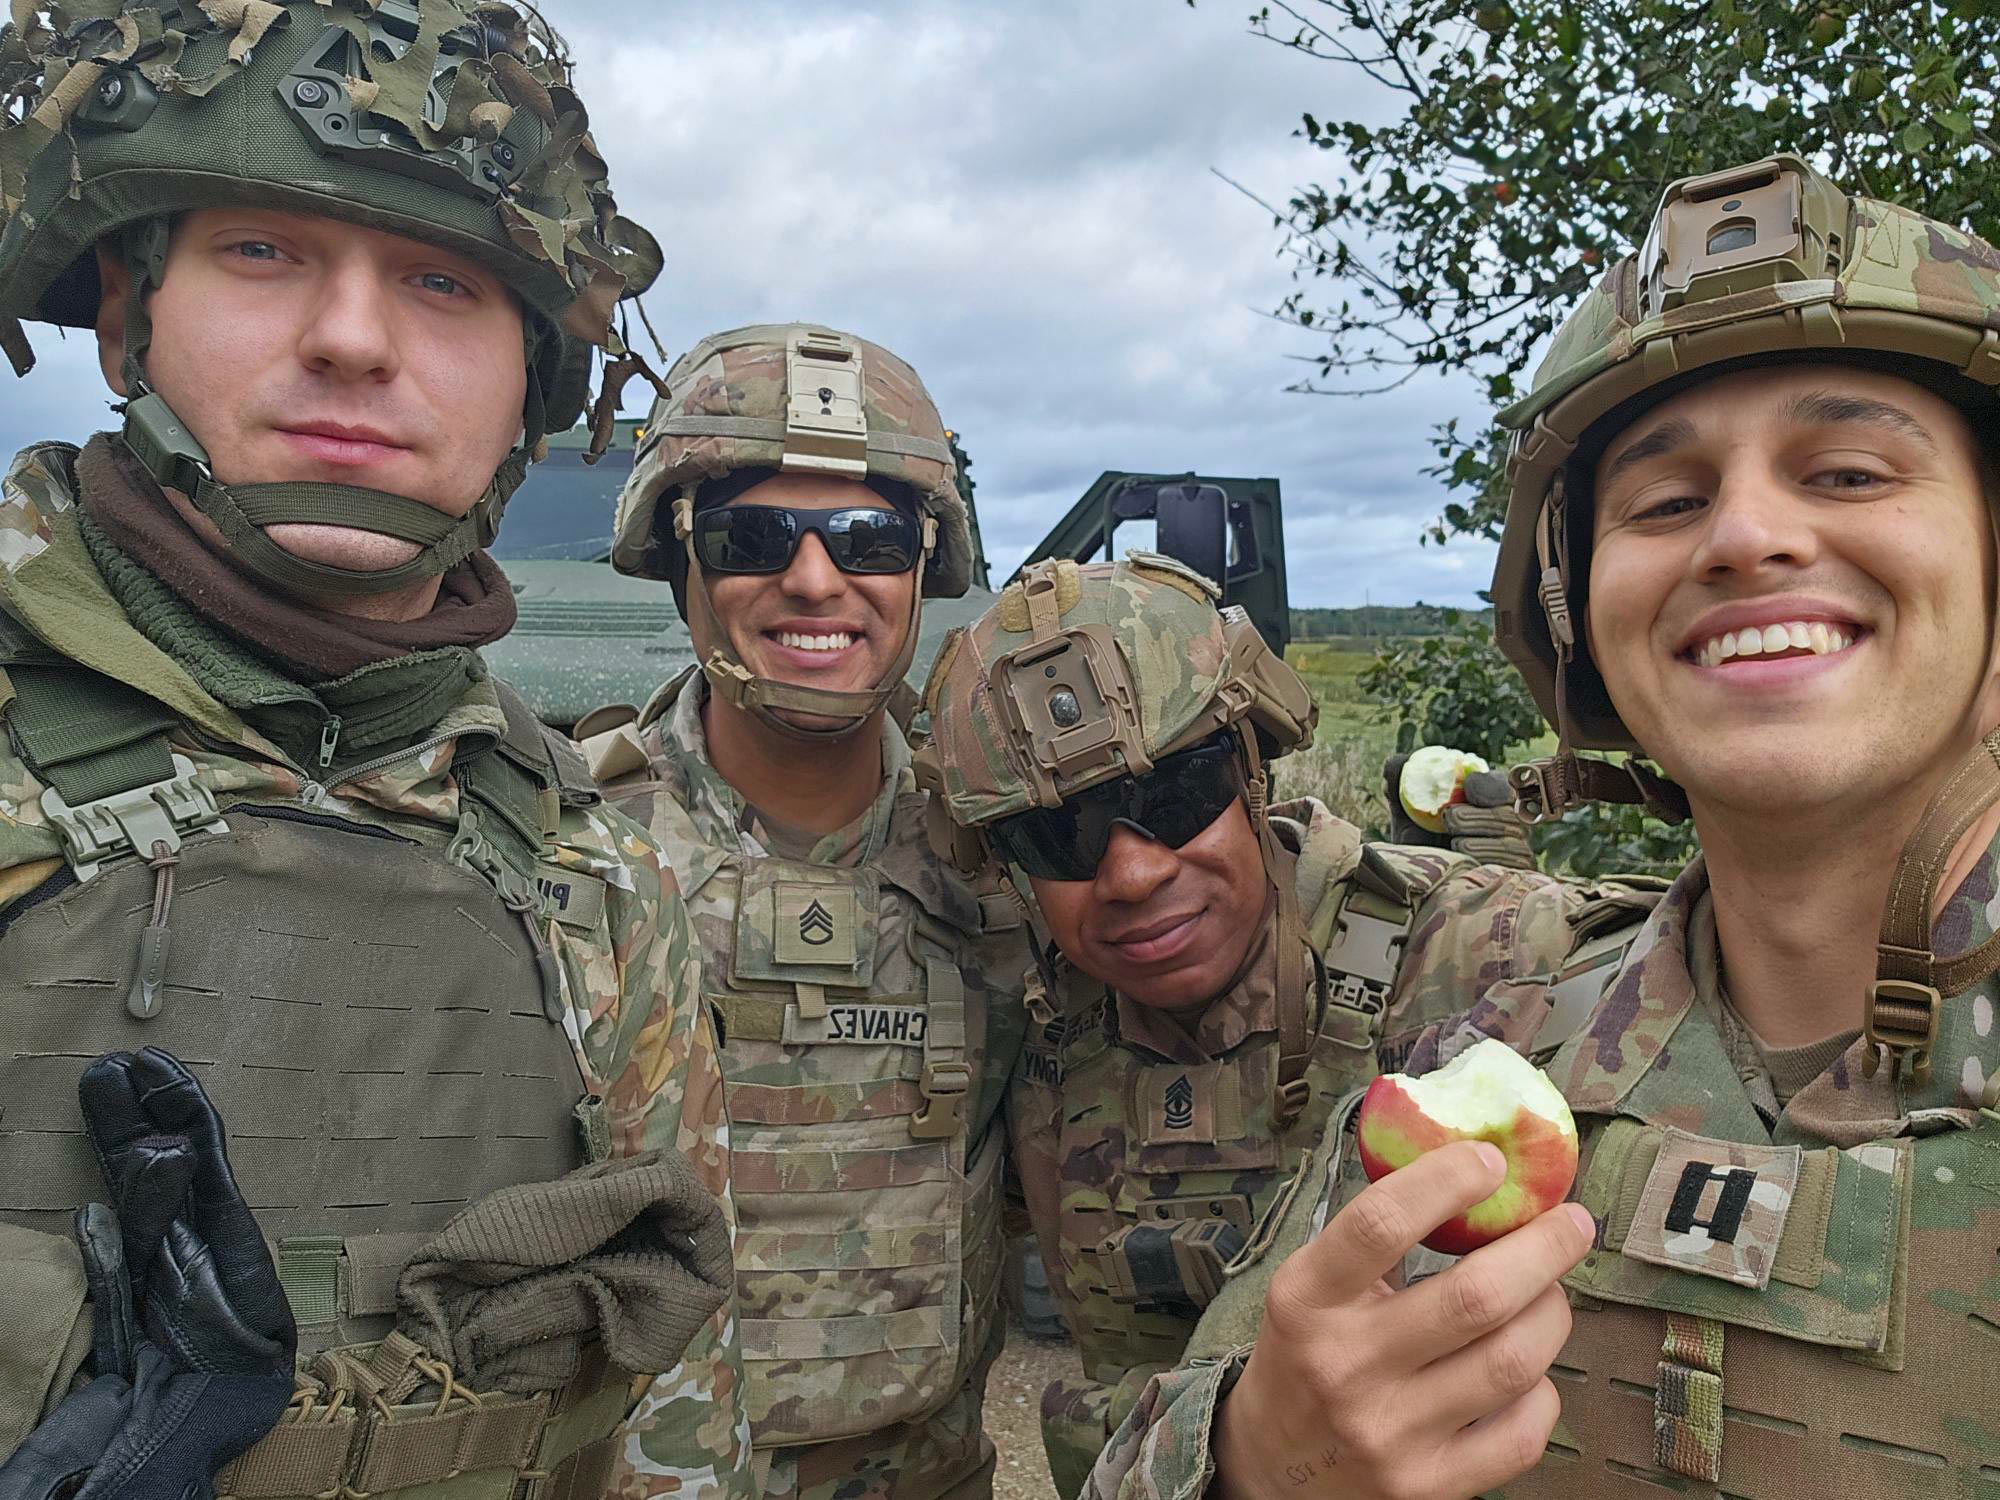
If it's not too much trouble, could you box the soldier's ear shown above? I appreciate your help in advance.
[94,243,130,398]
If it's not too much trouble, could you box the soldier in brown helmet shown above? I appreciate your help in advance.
[1078,153,2000,1500]
[583,324,1032,1500]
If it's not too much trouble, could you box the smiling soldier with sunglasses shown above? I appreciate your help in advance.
[583,324,1032,1500]
[913,555,1660,1498]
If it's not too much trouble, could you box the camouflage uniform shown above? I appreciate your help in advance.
[1082,156,2000,1500]
[913,556,1658,1496]
[1012,802,1649,1497]
[1083,852,2000,1500]
[0,4,750,1495]
[595,327,1029,1500]
[0,451,751,1498]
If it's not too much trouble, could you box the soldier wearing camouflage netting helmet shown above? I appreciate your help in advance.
[0,4,752,1498]
[580,323,1030,1500]
[1081,154,2000,1500]
[912,554,1657,1498]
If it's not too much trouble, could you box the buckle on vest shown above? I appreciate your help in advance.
[1862,978,1941,1085]
[39,753,227,881]
[1273,1075,1313,1127]
[911,1059,971,1140]
[1509,760,1562,824]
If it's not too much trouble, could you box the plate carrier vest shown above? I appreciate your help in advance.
[0,613,636,1500]
[612,715,1018,1478]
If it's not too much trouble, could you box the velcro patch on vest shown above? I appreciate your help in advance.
[535,862,607,931]
[1624,1129,1801,1290]
[773,882,858,966]
[783,1001,930,1047]
[1140,1061,1234,1146]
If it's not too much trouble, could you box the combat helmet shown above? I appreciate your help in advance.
[610,322,975,738]
[0,0,662,597]
[913,551,1318,1117]
[1491,151,2000,822]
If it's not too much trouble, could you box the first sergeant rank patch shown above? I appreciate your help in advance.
[1624,1129,1801,1290]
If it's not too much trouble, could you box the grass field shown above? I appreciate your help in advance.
[1278,642,1399,835]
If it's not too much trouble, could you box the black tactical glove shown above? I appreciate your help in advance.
[1383,753,1539,871]
[0,1049,296,1500]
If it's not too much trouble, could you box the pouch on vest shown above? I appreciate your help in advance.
[1091,1218,1246,1313]
[1541,1117,1964,1494]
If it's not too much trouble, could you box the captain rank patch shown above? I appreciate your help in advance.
[1624,1129,1802,1290]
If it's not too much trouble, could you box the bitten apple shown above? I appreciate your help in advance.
[1355,1037,1580,1254]
[1398,745,1491,834]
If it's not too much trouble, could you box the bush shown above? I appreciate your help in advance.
[1357,612,1543,765]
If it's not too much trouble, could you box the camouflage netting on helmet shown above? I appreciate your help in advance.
[1490,151,2000,754]
[611,322,975,600]
[0,0,662,433]
[916,553,1316,830]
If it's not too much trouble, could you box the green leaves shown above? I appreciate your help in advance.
[1248,0,2000,544]
[1358,614,1544,765]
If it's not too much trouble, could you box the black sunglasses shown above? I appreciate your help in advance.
[692,504,922,576]
[988,734,1246,881]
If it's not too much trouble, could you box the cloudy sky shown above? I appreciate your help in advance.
[1,0,1504,607]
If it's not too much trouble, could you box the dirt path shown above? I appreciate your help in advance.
[988,1312,1084,1500]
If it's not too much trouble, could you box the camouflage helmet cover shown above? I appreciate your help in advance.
[610,321,975,600]
[914,552,1317,833]
[0,0,663,430]
[1491,152,2000,752]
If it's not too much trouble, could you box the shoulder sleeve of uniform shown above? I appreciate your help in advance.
[1080,1357,1245,1500]
[1383,868,1666,1069]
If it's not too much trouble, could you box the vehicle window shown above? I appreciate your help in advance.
[488,447,636,561]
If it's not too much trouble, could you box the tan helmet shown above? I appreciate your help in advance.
[611,323,975,737]
[912,552,1313,843]
[1489,152,2000,820]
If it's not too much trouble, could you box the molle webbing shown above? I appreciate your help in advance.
[1868,729,2000,1082]
[0,813,586,1260]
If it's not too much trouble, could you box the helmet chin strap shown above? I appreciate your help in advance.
[113,219,535,600]
[674,488,936,744]
[1234,721,1312,1128]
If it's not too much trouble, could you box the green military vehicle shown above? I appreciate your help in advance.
[485,420,1292,728]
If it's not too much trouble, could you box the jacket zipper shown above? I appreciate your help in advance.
[299,729,461,808]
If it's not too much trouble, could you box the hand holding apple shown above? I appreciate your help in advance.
[1398,745,1491,834]
[1210,1139,1595,1500]
[1356,1038,1581,1253]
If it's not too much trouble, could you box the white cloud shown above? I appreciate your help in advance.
[0,0,1505,606]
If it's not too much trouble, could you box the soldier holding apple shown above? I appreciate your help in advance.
[1078,152,2000,1500]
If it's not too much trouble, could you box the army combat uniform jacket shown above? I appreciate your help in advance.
[1083,845,2000,1500]
[0,443,754,1499]
[599,673,1030,1500]
[1016,798,1651,1497]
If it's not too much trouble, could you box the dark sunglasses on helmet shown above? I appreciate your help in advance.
[988,733,1247,882]
[692,504,922,576]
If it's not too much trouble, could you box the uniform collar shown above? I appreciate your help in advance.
[1548,849,2000,1147]
[654,672,908,865]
